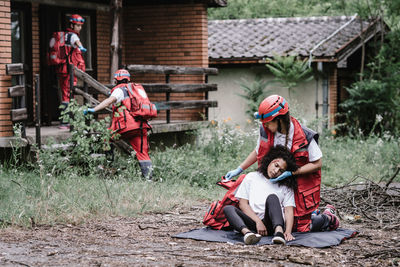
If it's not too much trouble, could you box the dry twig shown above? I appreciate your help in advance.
[321,174,400,227]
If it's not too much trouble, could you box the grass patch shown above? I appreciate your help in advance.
[0,169,224,227]
[321,135,400,186]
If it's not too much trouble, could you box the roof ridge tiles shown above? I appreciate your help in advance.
[209,15,356,24]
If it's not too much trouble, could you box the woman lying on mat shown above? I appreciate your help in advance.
[223,145,298,245]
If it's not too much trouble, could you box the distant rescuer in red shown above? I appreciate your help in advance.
[83,69,157,180]
[56,14,87,129]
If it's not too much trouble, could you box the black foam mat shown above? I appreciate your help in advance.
[173,227,358,248]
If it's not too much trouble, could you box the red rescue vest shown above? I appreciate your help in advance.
[55,28,85,74]
[110,83,156,134]
[257,117,321,217]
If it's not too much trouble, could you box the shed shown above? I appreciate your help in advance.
[207,16,385,127]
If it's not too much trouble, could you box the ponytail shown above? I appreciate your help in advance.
[275,112,291,148]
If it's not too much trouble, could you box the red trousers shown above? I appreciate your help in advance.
[58,73,78,103]
[121,129,150,161]
[121,129,152,178]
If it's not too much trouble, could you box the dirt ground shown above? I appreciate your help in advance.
[0,202,399,267]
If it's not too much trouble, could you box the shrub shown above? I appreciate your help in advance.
[38,100,114,176]
[237,76,271,120]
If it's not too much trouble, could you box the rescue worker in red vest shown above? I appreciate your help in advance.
[83,69,153,179]
[57,14,87,129]
[224,95,339,232]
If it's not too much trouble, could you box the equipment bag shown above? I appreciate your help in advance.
[47,31,69,65]
[127,83,157,120]
[203,174,246,230]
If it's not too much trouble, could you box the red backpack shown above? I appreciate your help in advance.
[47,31,68,65]
[126,83,157,120]
[203,174,246,230]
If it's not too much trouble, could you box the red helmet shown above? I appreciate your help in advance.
[114,69,131,81]
[254,95,289,123]
[70,14,85,25]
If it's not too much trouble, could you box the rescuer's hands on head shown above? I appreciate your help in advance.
[270,171,292,183]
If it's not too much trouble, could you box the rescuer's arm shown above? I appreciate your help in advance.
[84,96,117,115]
[224,150,257,180]
[292,158,322,175]
[93,96,117,112]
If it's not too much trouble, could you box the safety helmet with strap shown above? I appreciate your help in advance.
[70,14,85,25]
[254,95,289,123]
[114,69,131,82]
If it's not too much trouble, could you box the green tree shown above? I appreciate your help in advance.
[266,54,313,98]
[339,1,400,136]
[237,75,271,120]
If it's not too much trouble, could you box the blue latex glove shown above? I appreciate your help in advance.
[270,171,292,183]
[224,166,243,181]
[79,46,87,53]
[83,108,95,115]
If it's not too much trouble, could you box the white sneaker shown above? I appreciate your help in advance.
[272,232,286,245]
[243,232,262,245]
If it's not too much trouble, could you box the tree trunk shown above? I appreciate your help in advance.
[110,0,122,83]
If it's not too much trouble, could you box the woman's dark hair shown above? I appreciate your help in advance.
[273,112,291,147]
[258,145,298,190]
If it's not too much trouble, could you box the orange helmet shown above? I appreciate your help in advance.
[70,14,85,25]
[254,95,289,123]
[114,69,131,81]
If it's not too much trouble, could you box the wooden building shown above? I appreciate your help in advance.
[0,0,226,146]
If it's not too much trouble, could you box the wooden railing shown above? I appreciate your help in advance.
[127,64,218,123]
[73,64,219,123]
[6,63,28,138]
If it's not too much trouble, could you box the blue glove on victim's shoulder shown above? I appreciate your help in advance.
[223,166,243,182]
[79,46,87,53]
[270,171,292,183]
[83,108,95,115]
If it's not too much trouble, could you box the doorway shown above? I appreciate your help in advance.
[39,5,97,125]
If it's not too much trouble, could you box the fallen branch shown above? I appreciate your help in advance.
[321,175,400,227]
[385,165,400,189]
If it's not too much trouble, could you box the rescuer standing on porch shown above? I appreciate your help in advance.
[56,14,87,129]
[83,69,157,180]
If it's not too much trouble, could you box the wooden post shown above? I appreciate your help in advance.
[35,74,41,149]
[68,63,74,102]
[166,74,170,123]
[205,74,208,121]
[110,0,122,83]
[83,82,88,105]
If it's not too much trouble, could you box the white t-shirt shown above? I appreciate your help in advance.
[110,87,125,104]
[235,171,295,220]
[255,121,322,162]
[66,32,80,48]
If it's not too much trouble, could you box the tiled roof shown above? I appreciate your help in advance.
[208,16,372,60]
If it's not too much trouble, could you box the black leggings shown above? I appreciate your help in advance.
[310,214,331,232]
[223,194,284,236]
